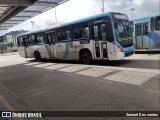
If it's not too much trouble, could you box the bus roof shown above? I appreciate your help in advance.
[62,12,113,27]
[130,13,160,21]
[17,12,124,37]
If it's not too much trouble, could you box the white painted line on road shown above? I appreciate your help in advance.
[62,63,159,74]
[144,89,160,94]
[24,62,42,66]
[104,71,156,85]
[64,73,72,76]
[58,65,88,73]
[76,67,115,77]
[44,64,71,70]
[34,63,56,68]
[93,66,160,74]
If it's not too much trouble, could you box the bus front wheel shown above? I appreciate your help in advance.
[34,52,41,62]
[80,50,92,64]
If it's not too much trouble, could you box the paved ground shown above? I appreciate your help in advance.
[0,53,159,120]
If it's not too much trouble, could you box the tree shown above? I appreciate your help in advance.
[7,42,13,51]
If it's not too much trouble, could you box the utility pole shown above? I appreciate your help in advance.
[54,8,57,24]
[31,21,34,31]
[130,8,135,18]
[20,23,24,33]
[101,0,105,13]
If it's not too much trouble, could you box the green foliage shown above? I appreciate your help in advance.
[7,42,13,49]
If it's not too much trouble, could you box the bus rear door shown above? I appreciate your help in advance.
[22,36,31,58]
[46,32,56,58]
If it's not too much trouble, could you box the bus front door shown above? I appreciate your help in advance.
[135,22,149,49]
[93,24,108,60]
[46,33,56,58]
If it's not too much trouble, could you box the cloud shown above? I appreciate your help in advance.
[1,0,159,35]
[102,0,159,18]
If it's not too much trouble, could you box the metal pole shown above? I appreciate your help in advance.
[20,23,24,33]
[31,21,34,31]
[102,0,104,12]
[54,8,57,24]
[130,8,135,18]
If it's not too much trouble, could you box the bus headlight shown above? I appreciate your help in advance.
[117,46,123,52]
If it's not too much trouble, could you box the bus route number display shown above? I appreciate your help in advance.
[80,40,90,44]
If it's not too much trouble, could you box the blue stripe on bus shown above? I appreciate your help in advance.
[148,32,160,42]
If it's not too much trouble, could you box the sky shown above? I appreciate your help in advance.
[0,0,160,35]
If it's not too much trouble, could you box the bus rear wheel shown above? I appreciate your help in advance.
[34,52,41,62]
[80,50,92,64]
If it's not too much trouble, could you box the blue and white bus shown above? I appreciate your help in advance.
[130,14,160,50]
[17,12,134,64]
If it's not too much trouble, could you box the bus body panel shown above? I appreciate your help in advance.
[46,44,56,58]
[28,44,50,59]
[18,47,27,58]
[17,12,134,62]
[55,40,95,60]
[148,30,160,49]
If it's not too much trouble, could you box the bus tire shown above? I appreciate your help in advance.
[80,50,92,64]
[34,52,41,62]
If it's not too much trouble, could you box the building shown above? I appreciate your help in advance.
[0,30,28,51]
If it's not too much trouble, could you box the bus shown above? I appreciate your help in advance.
[17,12,134,64]
[130,14,160,50]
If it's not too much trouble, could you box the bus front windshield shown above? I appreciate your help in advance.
[115,19,133,47]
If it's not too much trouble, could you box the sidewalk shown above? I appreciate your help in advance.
[0,52,18,56]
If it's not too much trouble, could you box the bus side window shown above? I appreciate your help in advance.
[77,27,89,39]
[83,27,89,39]
[58,28,71,41]
[47,32,55,44]
[155,16,160,30]
[150,17,155,31]
[78,28,83,38]
[36,33,45,44]
[73,29,79,39]
[17,37,23,47]
[135,24,141,36]
[66,30,70,40]
[31,35,36,44]
[101,24,106,41]
[106,21,113,42]
[28,35,36,45]
[58,32,61,41]
[28,36,31,45]
[22,37,28,46]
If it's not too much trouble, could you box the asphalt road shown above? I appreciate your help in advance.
[0,53,159,120]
